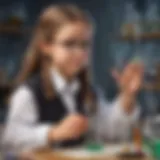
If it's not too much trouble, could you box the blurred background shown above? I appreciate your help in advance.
[0,0,160,125]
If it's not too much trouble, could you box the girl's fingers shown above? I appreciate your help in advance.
[119,62,143,92]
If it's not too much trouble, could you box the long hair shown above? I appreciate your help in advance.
[15,4,96,112]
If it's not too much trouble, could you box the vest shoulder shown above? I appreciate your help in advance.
[26,74,41,87]
[24,75,40,89]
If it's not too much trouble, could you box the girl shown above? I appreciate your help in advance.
[3,4,143,152]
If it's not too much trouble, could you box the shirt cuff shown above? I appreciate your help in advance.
[23,124,51,152]
[35,125,51,147]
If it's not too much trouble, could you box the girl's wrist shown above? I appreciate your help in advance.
[48,126,60,143]
[119,92,137,114]
[120,87,138,98]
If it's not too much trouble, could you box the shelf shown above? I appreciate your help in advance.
[143,84,160,91]
[117,32,160,41]
[0,24,29,36]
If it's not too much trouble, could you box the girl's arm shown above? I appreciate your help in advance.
[3,86,51,152]
[93,63,143,141]
[94,90,140,141]
[3,86,88,152]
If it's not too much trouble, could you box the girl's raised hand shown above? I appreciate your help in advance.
[112,63,144,114]
[112,62,144,95]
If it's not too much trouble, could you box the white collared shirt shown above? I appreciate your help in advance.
[51,69,80,113]
[3,70,140,152]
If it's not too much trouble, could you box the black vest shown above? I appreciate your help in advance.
[26,74,86,147]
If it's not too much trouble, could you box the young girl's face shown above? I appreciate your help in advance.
[47,22,93,77]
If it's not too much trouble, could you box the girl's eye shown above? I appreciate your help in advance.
[57,40,91,50]
[63,40,76,48]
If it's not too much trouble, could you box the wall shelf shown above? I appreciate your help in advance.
[143,84,160,91]
[0,24,29,36]
[117,32,160,41]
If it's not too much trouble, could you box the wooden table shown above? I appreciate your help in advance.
[19,147,153,160]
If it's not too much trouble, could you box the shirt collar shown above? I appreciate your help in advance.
[50,68,80,94]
